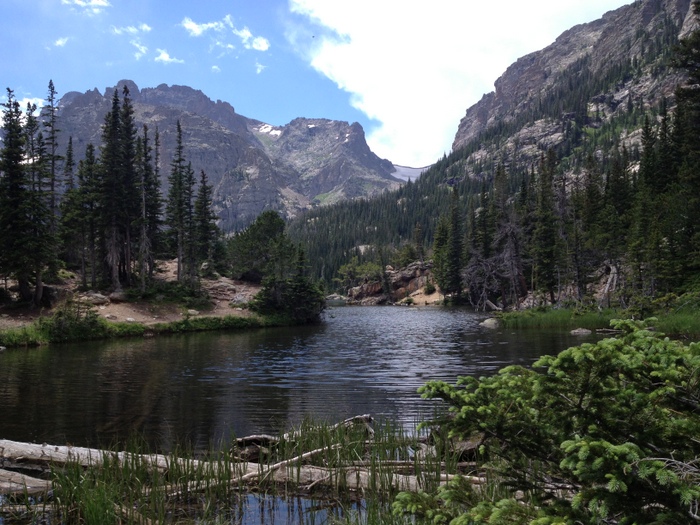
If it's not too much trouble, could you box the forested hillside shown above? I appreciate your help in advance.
[288,0,700,309]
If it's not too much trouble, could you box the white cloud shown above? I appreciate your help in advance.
[181,16,227,37]
[255,61,266,74]
[251,36,270,52]
[233,27,271,51]
[154,49,184,64]
[131,39,148,60]
[54,37,69,47]
[18,97,45,111]
[61,0,111,15]
[288,0,630,167]
[112,23,151,35]
[212,65,221,73]
[183,15,270,52]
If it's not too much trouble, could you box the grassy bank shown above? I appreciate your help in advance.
[497,293,700,337]
[0,301,293,349]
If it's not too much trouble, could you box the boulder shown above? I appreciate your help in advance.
[109,291,128,303]
[480,318,499,329]
[571,328,593,336]
[187,309,200,316]
[83,293,109,306]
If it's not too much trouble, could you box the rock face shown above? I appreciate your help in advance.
[348,261,433,305]
[56,81,401,232]
[451,0,693,173]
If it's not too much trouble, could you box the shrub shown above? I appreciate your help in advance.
[394,320,700,524]
[37,300,110,343]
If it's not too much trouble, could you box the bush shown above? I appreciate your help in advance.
[395,320,700,523]
[424,282,436,295]
[37,300,110,343]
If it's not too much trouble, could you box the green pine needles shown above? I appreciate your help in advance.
[394,319,700,524]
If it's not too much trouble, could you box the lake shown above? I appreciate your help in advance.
[0,306,598,450]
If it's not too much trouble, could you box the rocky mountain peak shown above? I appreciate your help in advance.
[54,81,401,231]
[452,0,692,159]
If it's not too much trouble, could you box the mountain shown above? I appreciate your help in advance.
[287,0,699,286]
[56,80,402,231]
[451,0,693,176]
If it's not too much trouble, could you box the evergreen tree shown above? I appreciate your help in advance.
[0,91,55,306]
[99,89,124,290]
[146,127,163,278]
[41,80,61,245]
[531,150,560,304]
[442,187,464,300]
[118,85,139,287]
[672,0,700,281]
[78,144,101,289]
[228,210,286,283]
[0,89,32,301]
[250,242,326,324]
[166,121,189,283]
[431,215,450,295]
[194,169,219,267]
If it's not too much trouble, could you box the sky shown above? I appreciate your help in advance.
[1,0,632,167]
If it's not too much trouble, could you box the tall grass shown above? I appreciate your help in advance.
[498,307,620,330]
[5,418,464,524]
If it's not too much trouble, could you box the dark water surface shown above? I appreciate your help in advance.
[0,306,598,449]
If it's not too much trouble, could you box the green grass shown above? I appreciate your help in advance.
[498,301,700,338]
[498,307,622,331]
[3,418,459,525]
[0,301,286,349]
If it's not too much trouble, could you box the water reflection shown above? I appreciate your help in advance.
[0,306,599,449]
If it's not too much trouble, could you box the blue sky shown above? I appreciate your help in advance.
[2,0,631,167]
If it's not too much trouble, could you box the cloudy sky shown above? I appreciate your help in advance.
[2,0,630,167]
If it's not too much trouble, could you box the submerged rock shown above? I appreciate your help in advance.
[480,318,499,329]
[571,328,593,336]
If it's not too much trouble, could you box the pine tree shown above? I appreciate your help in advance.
[0,91,55,306]
[531,150,560,304]
[442,187,464,300]
[0,89,32,301]
[146,127,163,278]
[194,169,218,267]
[41,80,61,245]
[100,89,124,290]
[78,144,101,289]
[432,215,450,295]
[672,0,700,279]
[118,85,139,287]
[165,122,198,284]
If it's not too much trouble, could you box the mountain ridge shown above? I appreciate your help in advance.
[56,80,402,231]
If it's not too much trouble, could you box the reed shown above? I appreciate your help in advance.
[3,417,463,524]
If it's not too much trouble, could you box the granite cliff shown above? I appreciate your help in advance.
[451,0,694,176]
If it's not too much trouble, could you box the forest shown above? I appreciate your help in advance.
[0,83,324,325]
[287,6,700,314]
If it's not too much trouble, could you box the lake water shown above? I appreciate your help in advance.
[0,306,598,450]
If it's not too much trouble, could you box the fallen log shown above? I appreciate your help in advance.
[0,468,51,495]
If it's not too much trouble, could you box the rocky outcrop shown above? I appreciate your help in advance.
[451,0,692,175]
[347,261,434,305]
[56,81,402,232]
